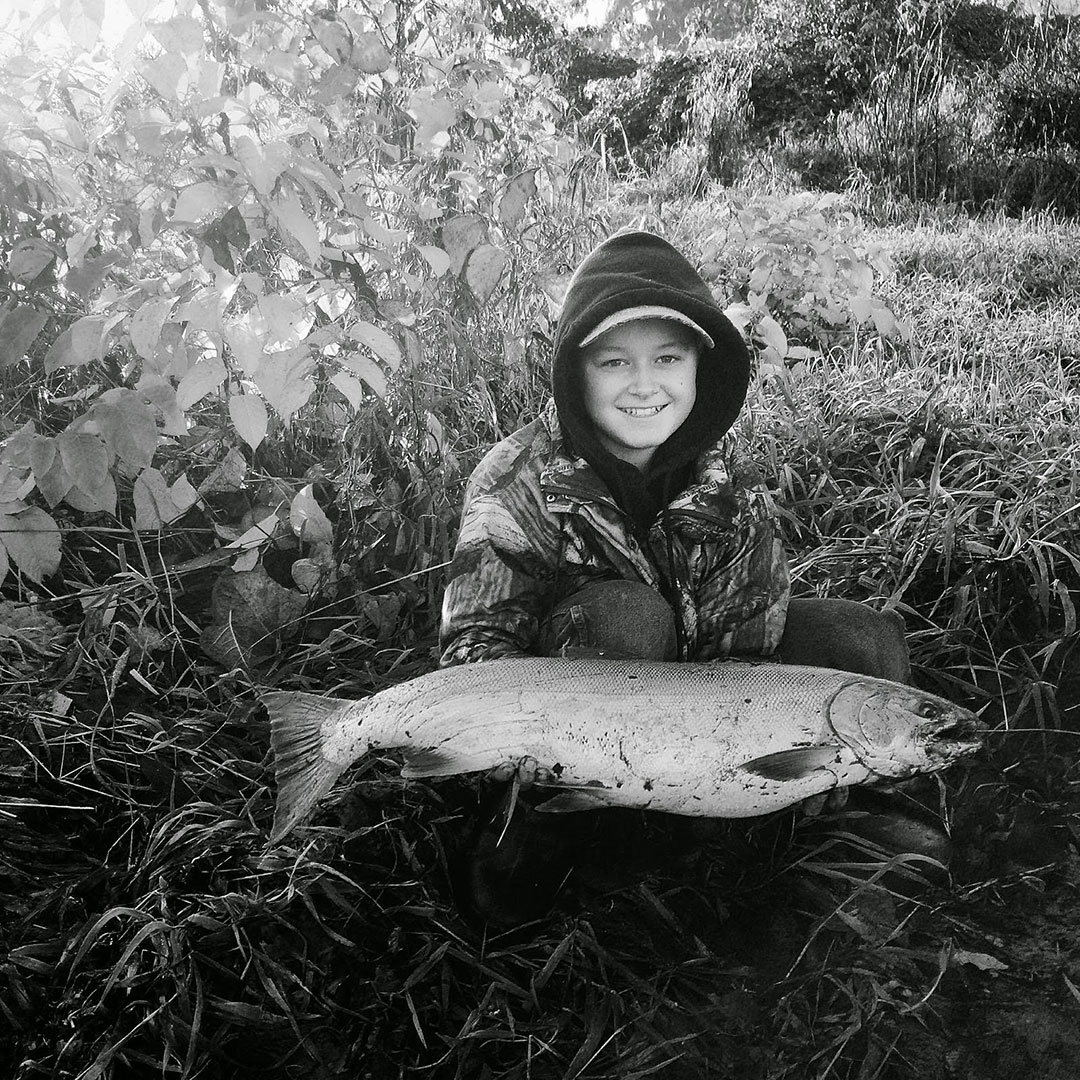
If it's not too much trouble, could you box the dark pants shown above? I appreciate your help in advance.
[544,580,910,683]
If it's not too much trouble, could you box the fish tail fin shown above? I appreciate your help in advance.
[263,691,355,843]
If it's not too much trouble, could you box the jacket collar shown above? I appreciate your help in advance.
[537,400,742,530]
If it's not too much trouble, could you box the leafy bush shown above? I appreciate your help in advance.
[577,54,709,160]
[1001,55,1080,154]
[0,0,606,667]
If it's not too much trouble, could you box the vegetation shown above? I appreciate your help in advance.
[579,0,1080,213]
[1,0,1079,1078]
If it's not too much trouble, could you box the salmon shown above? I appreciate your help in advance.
[263,657,984,842]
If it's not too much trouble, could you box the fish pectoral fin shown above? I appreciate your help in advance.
[740,745,841,781]
[534,789,615,813]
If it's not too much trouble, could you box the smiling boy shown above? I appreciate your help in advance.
[440,230,789,666]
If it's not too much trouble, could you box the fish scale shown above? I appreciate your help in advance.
[263,657,985,842]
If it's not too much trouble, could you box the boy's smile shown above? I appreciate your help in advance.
[579,318,700,469]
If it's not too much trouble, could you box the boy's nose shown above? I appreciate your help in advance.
[627,361,658,392]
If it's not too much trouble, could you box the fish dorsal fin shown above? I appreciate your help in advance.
[740,745,840,781]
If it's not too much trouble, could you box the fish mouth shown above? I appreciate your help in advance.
[923,714,987,757]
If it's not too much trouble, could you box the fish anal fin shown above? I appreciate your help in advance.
[741,745,840,781]
[535,789,615,813]
[401,748,504,778]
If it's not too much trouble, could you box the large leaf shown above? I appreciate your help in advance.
[29,439,72,509]
[64,472,117,515]
[61,0,104,51]
[129,296,178,361]
[136,374,188,437]
[235,136,291,195]
[252,347,315,422]
[441,215,487,275]
[0,305,49,367]
[415,245,451,277]
[176,355,227,411]
[408,88,458,153]
[7,238,57,284]
[330,370,368,408]
[349,320,401,370]
[28,435,56,480]
[309,12,353,64]
[91,390,159,475]
[57,432,110,495]
[175,281,238,334]
[35,463,72,508]
[272,190,322,262]
[498,170,536,229]
[173,182,236,224]
[465,244,507,304]
[229,394,268,450]
[339,353,387,398]
[43,315,107,373]
[199,448,248,495]
[149,14,203,57]
[0,506,61,584]
[353,31,391,74]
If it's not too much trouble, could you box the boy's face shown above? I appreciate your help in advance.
[579,318,700,469]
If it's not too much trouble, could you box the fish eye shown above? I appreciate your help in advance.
[915,700,938,719]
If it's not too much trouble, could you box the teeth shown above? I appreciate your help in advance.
[620,406,665,417]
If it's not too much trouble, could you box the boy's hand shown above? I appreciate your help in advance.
[487,756,554,788]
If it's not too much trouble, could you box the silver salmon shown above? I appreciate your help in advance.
[263,657,984,841]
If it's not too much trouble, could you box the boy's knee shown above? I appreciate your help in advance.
[778,598,910,683]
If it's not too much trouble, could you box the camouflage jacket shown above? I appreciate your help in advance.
[439,402,790,666]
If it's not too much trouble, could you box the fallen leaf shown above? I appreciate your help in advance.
[199,565,306,668]
[199,448,248,495]
[290,484,333,545]
[133,468,199,530]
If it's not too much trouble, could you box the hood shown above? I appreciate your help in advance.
[551,231,751,528]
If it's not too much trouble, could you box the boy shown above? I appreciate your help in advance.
[441,230,905,674]
[439,231,909,923]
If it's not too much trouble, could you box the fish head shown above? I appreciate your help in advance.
[827,681,985,778]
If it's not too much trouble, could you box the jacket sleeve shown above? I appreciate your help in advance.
[438,486,559,667]
[691,516,790,661]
